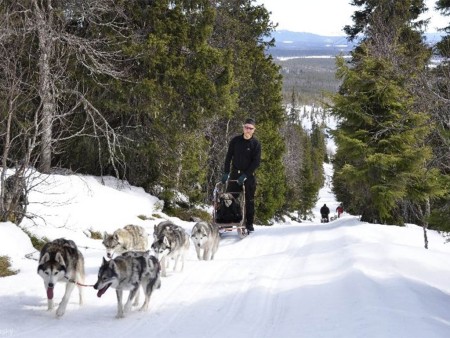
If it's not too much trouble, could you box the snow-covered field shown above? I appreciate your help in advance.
[1,164,449,338]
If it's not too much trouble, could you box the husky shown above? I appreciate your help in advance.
[103,224,148,258]
[37,238,85,317]
[117,250,152,306]
[2,173,27,224]
[190,221,220,261]
[152,220,184,240]
[151,221,190,277]
[94,252,161,318]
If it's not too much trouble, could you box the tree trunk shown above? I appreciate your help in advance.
[33,0,54,173]
[423,198,430,250]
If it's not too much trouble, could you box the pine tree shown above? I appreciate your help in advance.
[298,131,318,219]
[426,0,450,231]
[206,0,286,222]
[332,0,441,224]
[282,118,305,213]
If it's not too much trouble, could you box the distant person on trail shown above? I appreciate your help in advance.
[336,203,344,218]
[320,204,330,222]
[221,118,261,234]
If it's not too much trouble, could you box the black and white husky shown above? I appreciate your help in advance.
[190,221,220,261]
[151,221,190,277]
[94,252,161,318]
[37,238,85,317]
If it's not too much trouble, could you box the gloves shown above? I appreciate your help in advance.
[221,173,229,184]
[237,174,247,186]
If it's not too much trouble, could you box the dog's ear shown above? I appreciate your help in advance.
[102,257,108,265]
[39,252,50,264]
[55,252,65,266]
[113,233,119,241]
[110,259,117,272]
[163,236,170,246]
[103,231,108,240]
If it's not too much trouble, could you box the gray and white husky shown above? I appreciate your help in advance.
[152,220,184,240]
[190,221,220,261]
[94,252,161,318]
[151,221,190,277]
[37,238,85,317]
[102,224,148,258]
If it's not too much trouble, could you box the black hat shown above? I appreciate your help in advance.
[244,118,256,126]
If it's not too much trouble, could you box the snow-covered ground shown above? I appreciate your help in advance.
[1,164,450,338]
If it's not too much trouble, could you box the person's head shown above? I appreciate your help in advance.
[243,118,256,139]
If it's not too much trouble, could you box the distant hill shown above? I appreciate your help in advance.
[268,30,444,58]
[267,30,445,105]
[267,30,355,58]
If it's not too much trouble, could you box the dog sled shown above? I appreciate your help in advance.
[321,214,337,223]
[212,181,248,239]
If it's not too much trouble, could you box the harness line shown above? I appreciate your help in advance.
[64,276,95,288]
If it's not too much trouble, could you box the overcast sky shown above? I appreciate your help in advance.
[255,0,448,36]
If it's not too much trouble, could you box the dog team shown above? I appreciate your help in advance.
[37,220,220,318]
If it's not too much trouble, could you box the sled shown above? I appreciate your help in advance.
[212,181,248,239]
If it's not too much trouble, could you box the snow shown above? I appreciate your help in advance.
[1,164,450,338]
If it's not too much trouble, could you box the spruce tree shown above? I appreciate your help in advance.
[298,131,318,219]
[426,0,450,231]
[332,0,440,224]
[207,0,286,222]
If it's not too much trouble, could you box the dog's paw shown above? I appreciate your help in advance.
[124,304,132,313]
[139,305,149,312]
[56,307,65,317]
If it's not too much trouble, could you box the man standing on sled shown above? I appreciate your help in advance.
[221,118,261,233]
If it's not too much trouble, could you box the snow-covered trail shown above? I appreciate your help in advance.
[1,163,450,337]
[4,215,449,338]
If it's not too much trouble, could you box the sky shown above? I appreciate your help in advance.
[1,106,450,337]
[256,0,448,36]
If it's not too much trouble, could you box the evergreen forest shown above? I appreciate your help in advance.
[0,0,449,234]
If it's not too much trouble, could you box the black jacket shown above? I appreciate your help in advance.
[320,205,330,215]
[224,134,261,177]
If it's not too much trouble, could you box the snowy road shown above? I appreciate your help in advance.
[1,166,450,337]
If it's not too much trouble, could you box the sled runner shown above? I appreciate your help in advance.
[212,181,247,239]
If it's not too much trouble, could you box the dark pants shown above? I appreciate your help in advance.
[227,172,256,230]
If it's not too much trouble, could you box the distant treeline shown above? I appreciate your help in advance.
[274,57,341,105]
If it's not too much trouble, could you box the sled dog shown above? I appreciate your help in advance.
[37,238,85,317]
[103,224,148,258]
[151,221,190,277]
[94,252,161,318]
[152,220,185,240]
[190,221,220,261]
[2,173,27,224]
